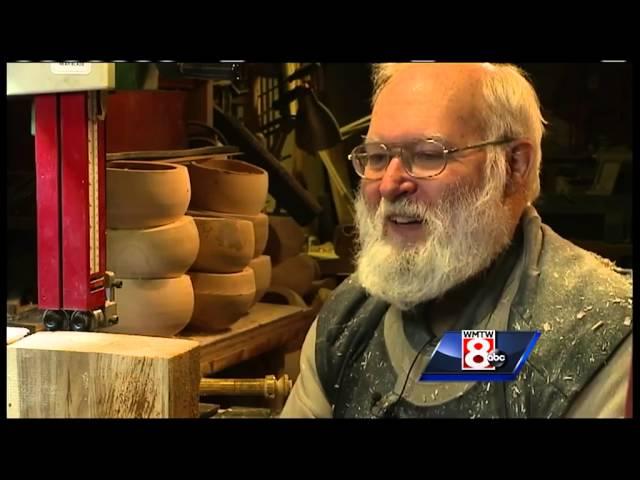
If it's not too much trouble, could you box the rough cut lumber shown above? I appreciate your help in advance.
[7,332,201,419]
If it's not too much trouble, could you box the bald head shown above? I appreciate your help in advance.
[372,62,494,104]
[369,63,492,146]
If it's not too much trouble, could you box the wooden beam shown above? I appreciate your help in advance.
[7,332,201,418]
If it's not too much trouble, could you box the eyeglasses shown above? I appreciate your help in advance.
[348,137,514,180]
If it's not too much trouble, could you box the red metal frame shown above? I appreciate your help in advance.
[34,95,62,310]
[34,92,106,312]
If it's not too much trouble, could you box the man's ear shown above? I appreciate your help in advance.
[505,141,534,195]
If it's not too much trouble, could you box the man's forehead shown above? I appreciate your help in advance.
[378,64,486,106]
[370,64,487,143]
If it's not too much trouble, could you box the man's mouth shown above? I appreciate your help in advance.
[387,215,423,225]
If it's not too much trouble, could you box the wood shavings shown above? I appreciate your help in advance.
[576,311,586,320]
[563,376,573,381]
[543,322,552,332]
[591,321,604,332]
[623,317,631,327]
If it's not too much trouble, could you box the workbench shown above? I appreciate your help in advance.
[179,302,315,376]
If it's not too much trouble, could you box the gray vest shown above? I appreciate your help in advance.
[315,213,632,418]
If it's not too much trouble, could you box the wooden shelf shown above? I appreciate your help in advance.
[178,302,314,376]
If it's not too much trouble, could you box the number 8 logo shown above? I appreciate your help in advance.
[464,338,492,369]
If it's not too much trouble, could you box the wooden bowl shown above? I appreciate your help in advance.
[188,209,268,258]
[271,254,320,297]
[107,161,190,229]
[188,159,268,215]
[248,255,272,305]
[264,215,306,265]
[102,275,194,337]
[191,217,254,273]
[188,268,256,331]
[107,216,199,279]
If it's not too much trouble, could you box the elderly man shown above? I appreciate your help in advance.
[281,63,632,418]
[280,63,632,418]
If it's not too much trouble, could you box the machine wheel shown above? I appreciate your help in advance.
[70,311,96,332]
[43,310,69,331]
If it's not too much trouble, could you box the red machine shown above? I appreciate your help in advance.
[8,63,120,331]
[34,92,120,331]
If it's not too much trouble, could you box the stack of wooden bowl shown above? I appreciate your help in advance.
[185,158,270,332]
[104,161,198,336]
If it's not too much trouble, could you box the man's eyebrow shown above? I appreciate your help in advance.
[361,133,450,144]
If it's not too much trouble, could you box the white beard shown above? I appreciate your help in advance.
[354,170,514,311]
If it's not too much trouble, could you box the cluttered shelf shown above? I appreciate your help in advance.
[179,302,315,375]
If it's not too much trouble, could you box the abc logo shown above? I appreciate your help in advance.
[487,349,507,368]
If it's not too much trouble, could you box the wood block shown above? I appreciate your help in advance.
[7,332,201,419]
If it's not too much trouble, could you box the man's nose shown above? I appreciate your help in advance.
[378,156,418,202]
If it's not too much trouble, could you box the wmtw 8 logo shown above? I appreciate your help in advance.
[461,330,507,371]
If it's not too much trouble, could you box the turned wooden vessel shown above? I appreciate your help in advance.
[264,215,306,265]
[188,209,269,258]
[102,275,194,337]
[248,255,272,305]
[107,216,199,279]
[191,216,254,274]
[107,161,190,229]
[188,268,256,331]
[188,159,268,215]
